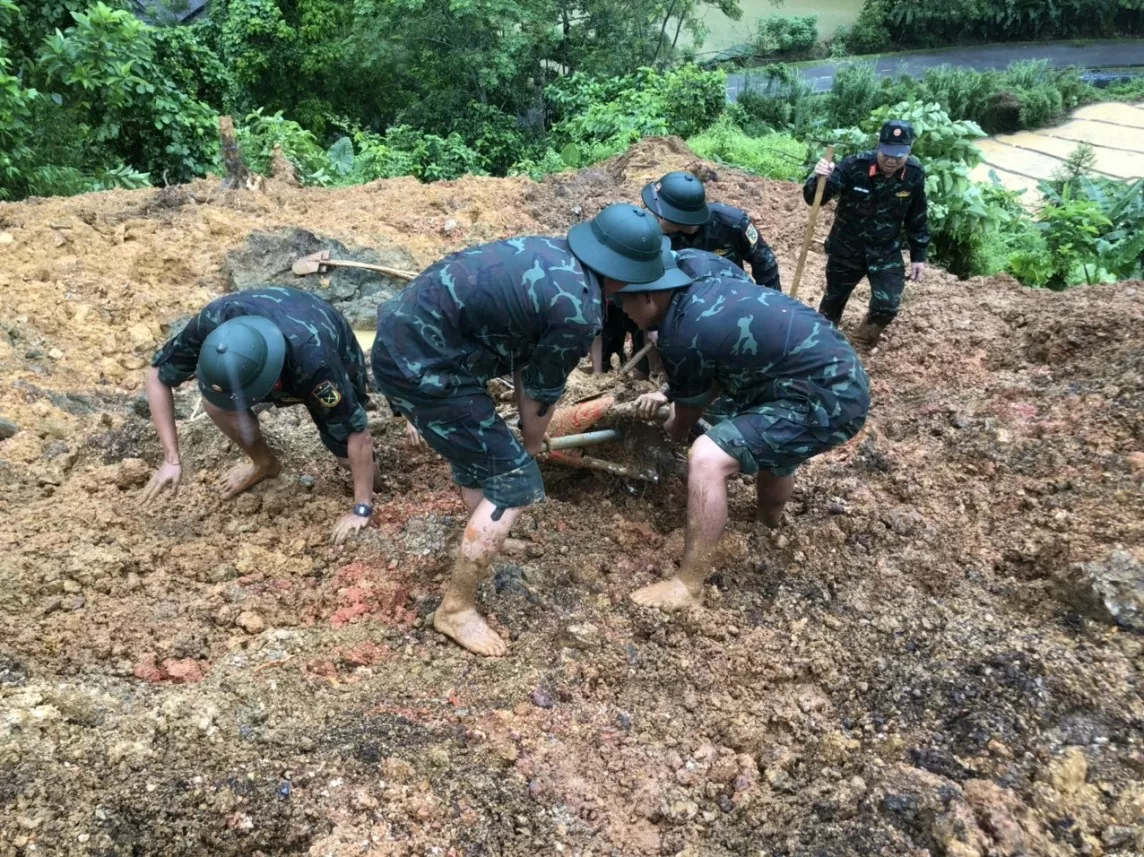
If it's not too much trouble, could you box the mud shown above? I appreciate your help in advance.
[1,138,1142,857]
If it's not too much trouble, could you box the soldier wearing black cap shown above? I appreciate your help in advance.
[140,286,381,545]
[805,119,930,345]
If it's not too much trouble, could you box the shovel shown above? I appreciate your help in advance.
[292,250,418,281]
[790,143,835,301]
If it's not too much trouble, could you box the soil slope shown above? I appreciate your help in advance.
[1,138,1142,857]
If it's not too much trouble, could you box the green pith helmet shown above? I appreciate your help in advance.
[567,204,666,284]
[617,237,692,294]
[641,171,710,227]
[196,316,286,410]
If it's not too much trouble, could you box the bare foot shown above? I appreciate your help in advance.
[219,458,281,500]
[433,606,508,657]
[630,577,699,611]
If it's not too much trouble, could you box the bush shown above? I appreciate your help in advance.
[751,15,819,58]
[737,64,822,136]
[688,115,808,181]
[828,63,883,129]
[846,1,892,54]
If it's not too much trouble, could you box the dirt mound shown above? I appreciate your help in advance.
[1,139,1142,856]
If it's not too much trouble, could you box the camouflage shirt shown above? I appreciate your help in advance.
[372,237,602,405]
[675,247,753,283]
[151,286,369,442]
[657,276,870,428]
[668,203,780,289]
[804,151,930,263]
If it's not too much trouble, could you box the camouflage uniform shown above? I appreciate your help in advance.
[151,286,369,457]
[805,151,929,325]
[669,203,782,291]
[371,237,603,509]
[657,276,870,476]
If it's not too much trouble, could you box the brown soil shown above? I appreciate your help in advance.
[1,138,1142,857]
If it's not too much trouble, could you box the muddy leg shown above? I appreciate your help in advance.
[631,436,739,610]
[433,499,523,656]
[204,400,282,500]
[755,471,795,528]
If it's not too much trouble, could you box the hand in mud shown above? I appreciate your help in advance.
[635,391,669,420]
[404,420,428,451]
[331,511,370,545]
[911,262,926,282]
[139,461,181,505]
[814,158,835,178]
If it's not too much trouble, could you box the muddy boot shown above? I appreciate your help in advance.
[856,312,894,347]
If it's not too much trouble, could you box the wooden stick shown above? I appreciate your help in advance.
[790,144,835,300]
[320,259,418,280]
[620,341,655,374]
[547,452,657,481]
[545,429,622,452]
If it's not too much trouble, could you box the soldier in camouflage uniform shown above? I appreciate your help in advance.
[141,286,380,545]
[806,119,930,345]
[621,249,870,611]
[643,171,781,290]
[371,204,668,657]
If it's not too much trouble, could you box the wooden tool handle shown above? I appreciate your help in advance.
[620,341,655,374]
[789,144,835,300]
[322,259,418,280]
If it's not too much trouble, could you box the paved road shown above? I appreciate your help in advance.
[726,40,1144,100]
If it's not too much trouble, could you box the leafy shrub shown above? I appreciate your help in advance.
[751,15,819,58]
[846,0,892,54]
[688,115,808,181]
[738,64,821,136]
[828,63,883,129]
[352,126,485,183]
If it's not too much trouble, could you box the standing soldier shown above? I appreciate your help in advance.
[372,205,668,656]
[806,119,930,345]
[622,251,870,611]
[642,170,782,290]
[141,286,381,545]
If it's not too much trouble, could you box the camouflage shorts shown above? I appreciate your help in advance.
[705,398,866,477]
[374,379,544,510]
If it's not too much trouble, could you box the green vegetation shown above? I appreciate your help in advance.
[0,0,1138,293]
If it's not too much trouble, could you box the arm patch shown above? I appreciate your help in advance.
[744,222,759,246]
[312,379,342,408]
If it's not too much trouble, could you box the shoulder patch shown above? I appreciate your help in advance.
[896,191,912,198]
[311,379,342,409]
[744,222,759,245]
[869,164,878,177]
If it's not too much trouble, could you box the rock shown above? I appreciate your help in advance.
[0,232,13,245]
[1050,550,1143,631]
[560,622,601,650]
[128,324,155,350]
[0,418,18,439]
[211,565,238,583]
[37,418,69,440]
[1101,826,1134,848]
[48,347,64,361]
[531,687,554,709]
[115,458,151,489]
[299,474,315,490]
[221,228,418,328]
[1044,747,1087,796]
[162,659,204,684]
[235,611,265,635]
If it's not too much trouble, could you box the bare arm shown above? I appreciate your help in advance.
[139,366,183,503]
[346,431,375,506]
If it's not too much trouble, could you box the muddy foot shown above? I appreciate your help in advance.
[433,607,507,657]
[756,507,783,529]
[631,578,699,611]
[219,459,281,500]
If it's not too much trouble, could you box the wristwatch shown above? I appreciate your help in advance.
[352,503,373,519]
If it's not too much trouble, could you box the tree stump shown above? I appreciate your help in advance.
[218,115,251,190]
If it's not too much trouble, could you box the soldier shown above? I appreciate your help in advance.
[642,170,781,290]
[806,119,930,345]
[140,286,381,545]
[622,249,870,611]
[372,205,668,656]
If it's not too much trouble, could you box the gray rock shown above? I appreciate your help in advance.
[221,228,419,328]
[561,623,601,650]
[1051,550,1143,631]
[0,418,17,440]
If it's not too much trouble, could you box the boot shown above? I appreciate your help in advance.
[855,312,894,347]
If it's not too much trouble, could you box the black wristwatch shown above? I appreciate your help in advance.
[352,503,373,519]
